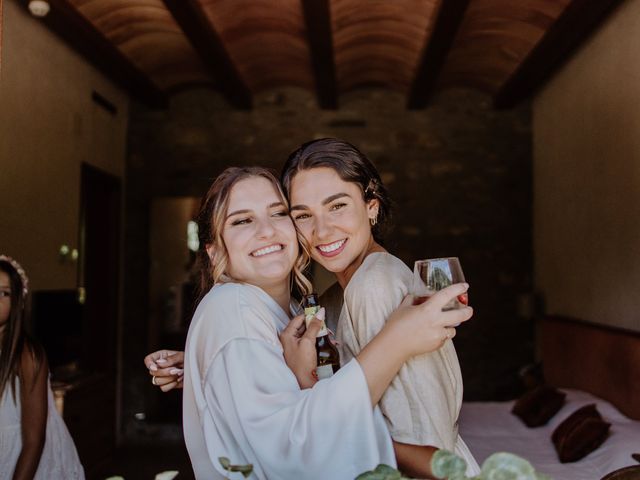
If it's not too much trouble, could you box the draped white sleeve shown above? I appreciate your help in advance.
[182,283,395,480]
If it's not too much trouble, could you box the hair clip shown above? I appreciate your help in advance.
[0,255,29,296]
[364,179,378,196]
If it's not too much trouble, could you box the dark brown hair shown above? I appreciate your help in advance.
[195,166,312,300]
[281,138,392,244]
[0,260,44,401]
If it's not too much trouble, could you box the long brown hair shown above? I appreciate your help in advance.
[196,166,312,301]
[0,259,45,401]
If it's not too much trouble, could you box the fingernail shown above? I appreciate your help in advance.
[316,307,325,321]
[157,358,168,364]
[149,364,158,372]
[169,368,183,375]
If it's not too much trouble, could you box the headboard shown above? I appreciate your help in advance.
[539,316,640,420]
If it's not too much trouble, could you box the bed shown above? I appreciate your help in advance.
[459,316,640,479]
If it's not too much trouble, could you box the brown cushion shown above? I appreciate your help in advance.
[552,404,611,463]
[512,385,566,427]
[552,403,600,445]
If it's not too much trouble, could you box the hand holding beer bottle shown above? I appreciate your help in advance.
[303,293,341,380]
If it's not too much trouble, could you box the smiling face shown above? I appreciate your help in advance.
[289,167,379,283]
[214,176,298,296]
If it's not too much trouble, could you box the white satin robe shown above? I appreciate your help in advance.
[182,282,395,480]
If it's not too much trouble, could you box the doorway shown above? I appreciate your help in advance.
[68,163,121,477]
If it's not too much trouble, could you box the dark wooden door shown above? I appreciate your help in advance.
[70,163,121,478]
[79,163,120,375]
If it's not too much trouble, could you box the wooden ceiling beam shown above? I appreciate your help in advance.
[301,0,338,109]
[494,0,626,109]
[162,0,252,110]
[407,0,470,109]
[18,0,167,108]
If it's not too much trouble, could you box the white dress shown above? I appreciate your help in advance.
[182,282,396,480]
[0,377,85,479]
[337,252,481,475]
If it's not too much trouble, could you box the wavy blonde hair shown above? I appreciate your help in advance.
[196,167,312,300]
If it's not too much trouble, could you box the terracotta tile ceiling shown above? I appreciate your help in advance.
[33,0,624,108]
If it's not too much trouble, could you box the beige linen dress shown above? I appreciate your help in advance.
[336,252,480,475]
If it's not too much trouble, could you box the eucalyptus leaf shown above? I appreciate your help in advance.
[431,449,468,479]
[425,449,552,480]
[481,452,537,480]
[218,457,253,478]
[355,472,386,480]
[154,471,179,480]
[355,464,408,480]
[228,464,254,478]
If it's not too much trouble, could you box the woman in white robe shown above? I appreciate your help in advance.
[181,166,471,480]
[281,138,481,477]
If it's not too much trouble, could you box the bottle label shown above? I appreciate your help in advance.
[304,306,328,337]
[316,364,334,380]
[304,306,318,319]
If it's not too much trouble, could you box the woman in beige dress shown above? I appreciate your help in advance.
[280,138,480,478]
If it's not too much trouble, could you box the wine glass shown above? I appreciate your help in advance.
[412,257,468,310]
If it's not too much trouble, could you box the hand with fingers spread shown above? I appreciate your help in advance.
[279,308,325,389]
[144,349,185,392]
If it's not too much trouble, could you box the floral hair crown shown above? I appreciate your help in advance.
[0,255,29,296]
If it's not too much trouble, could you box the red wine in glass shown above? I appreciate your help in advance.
[412,257,468,311]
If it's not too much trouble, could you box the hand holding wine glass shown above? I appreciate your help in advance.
[413,257,469,311]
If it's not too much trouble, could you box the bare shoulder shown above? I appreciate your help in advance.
[19,342,48,384]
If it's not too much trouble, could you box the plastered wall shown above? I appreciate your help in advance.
[0,0,128,289]
[533,0,640,332]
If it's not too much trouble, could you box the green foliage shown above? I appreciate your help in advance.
[356,463,411,480]
[105,471,178,480]
[432,449,468,479]
[357,450,552,480]
[195,449,550,480]
[218,457,254,479]
[479,452,551,480]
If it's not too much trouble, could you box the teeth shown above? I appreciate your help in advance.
[252,244,283,257]
[318,239,345,253]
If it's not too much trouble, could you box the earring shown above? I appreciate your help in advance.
[369,215,378,226]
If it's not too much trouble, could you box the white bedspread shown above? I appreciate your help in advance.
[459,389,640,480]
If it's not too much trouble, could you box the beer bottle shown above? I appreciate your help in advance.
[302,293,340,380]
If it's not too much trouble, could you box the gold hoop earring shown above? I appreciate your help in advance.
[370,215,378,226]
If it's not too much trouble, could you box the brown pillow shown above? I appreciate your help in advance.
[552,404,611,463]
[512,385,566,427]
[552,404,600,445]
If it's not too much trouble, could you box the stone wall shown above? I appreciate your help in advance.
[123,87,532,437]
